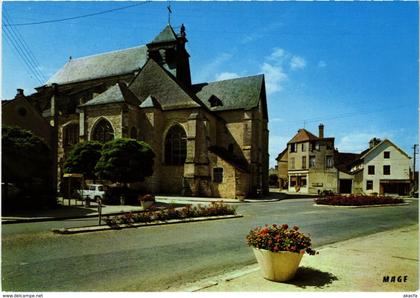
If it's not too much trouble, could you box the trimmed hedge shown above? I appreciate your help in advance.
[105,202,236,226]
[315,195,405,206]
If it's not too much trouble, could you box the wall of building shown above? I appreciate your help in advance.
[362,142,410,194]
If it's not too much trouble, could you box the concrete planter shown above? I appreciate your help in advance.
[140,200,154,209]
[252,247,303,282]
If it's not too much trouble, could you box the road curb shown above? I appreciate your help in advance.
[177,224,419,292]
[1,210,142,225]
[313,202,410,208]
[52,214,244,234]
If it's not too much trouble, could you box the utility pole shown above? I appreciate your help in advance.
[413,144,418,183]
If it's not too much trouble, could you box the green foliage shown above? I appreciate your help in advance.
[95,138,155,183]
[64,141,102,179]
[2,126,55,210]
[269,174,279,186]
[2,126,51,183]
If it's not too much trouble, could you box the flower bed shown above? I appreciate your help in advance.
[246,224,317,255]
[105,202,236,226]
[315,195,405,206]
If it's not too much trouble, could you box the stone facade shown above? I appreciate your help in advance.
[8,24,269,199]
[286,124,338,194]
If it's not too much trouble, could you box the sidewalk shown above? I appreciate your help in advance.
[1,195,280,224]
[182,224,419,292]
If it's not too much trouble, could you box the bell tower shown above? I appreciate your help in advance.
[146,24,192,87]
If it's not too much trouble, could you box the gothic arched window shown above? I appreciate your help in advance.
[92,119,114,143]
[165,125,187,165]
[63,123,79,147]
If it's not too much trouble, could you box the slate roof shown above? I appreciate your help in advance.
[288,129,319,144]
[334,152,360,173]
[129,59,201,110]
[139,95,161,109]
[80,82,141,107]
[149,25,178,44]
[193,75,264,112]
[47,46,148,85]
[359,139,411,160]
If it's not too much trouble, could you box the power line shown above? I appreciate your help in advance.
[3,28,43,85]
[3,12,46,84]
[4,1,152,27]
[284,104,410,125]
[3,10,47,82]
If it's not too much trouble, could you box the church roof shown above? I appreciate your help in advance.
[288,129,319,144]
[139,95,161,109]
[149,24,178,44]
[193,75,264,112]
[80,82,141,107]
[46,45,148,85]
[129,59,201,110]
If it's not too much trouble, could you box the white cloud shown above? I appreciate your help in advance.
[290,56,306,71]
[268,48,286,62]
[215,72,240,81]
[271,117,285,123]
[195,53,233,82]
[261,62,288,94]
[269,135,290,167]
[336,131,395,153]
[318,60,327,68]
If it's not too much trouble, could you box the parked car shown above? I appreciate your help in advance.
[77,184,106,201]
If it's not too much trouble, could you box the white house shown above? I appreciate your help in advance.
[350,139,411,195]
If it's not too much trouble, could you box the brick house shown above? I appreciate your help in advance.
[5,24,269,199]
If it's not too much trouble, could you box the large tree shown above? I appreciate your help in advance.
[2,126,53,209]
[64,141,103,180]
[95,138,155,185]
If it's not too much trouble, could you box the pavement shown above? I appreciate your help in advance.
[2,194,418,292]
[175,224,419,292]
[1,195,281,224]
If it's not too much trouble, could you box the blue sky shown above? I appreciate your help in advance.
[2,1,418,167]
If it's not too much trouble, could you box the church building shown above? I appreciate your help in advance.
[6,24,269,199]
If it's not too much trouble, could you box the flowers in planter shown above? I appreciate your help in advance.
[315,195,405,206]
[246,224,317,255]
[106,202,237,226]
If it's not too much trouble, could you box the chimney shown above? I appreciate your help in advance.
[319,123,324,139]
[369,137,381,148]
[16,89,24,97]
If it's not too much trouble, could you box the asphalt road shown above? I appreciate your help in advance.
[2,198,418,291]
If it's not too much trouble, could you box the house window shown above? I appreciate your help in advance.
[301,143,306,152]
[130,127,137,139]
[366,180,373,190]
[367,165,375,175]
[384,151,390,159]
[213,167,223,183]
[64,123,79,147]
[326,142,333,150]
[302,156,307,169]
[290,157,295,169]
[290,143,296,153]
[315,142,320,150]
[165,125,187,165]
[92,119,114,143]
[309,156,316,168]
[383,165,391,175]
[326,156,333,168]
[290,176,297,187]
